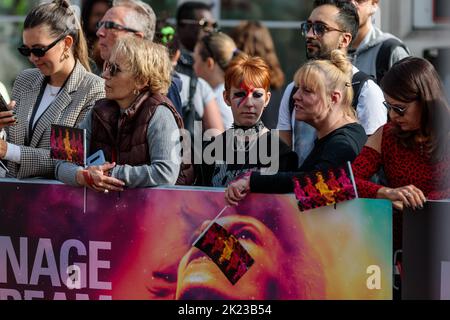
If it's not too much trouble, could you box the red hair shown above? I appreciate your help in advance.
[224,53,270,92]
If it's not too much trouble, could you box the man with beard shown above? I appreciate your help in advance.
[277,0,386,166]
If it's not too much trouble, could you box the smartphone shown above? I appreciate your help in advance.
[0,93,9,113]
[86,149,106,166]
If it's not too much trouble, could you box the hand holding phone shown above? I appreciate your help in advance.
[0,93,9,112]
[0,94,17,128]
[86,149,106,166]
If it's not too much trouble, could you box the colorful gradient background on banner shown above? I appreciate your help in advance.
[0,181,392,300]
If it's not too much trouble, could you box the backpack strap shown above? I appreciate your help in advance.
[351,71,372,110]
[288,85,299,116]
[376,38,407,84]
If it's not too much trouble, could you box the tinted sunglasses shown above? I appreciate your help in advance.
[96,20,139,33]
[383,101,408,116]
[179,18,219,31]
[300,22,346,38]
[18,32,68,57]
[103,61,121,77]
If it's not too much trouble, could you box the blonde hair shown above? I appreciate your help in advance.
[110,36,172,95]
[294,50,355,119]
[199,31,237,71]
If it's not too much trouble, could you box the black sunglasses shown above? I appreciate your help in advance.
[300,22,346,38]
[179,18,219,31]
[96,20,139,33]
[383,101,408,116]
[103,61,121,77]
[18,32,68,57]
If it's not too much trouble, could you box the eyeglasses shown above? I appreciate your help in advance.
[179,18,219,31]
[18,32,68,57]
[300,22,346,38]
[383,101,408,116]
[96,20,139,33]
[103,61,121,77]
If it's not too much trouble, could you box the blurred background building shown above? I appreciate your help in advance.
[0,0,449,96]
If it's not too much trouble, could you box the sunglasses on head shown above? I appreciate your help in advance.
[179,18,218,31]
[18,32,68,57]
[104,61,121,77]
[383,101,408,116]
[96,20,139,33]
[300,22,346,38]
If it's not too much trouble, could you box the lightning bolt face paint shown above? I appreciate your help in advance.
[236,83,255,109]
[227,82,270,127]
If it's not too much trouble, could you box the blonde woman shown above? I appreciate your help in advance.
[56,36,182,191]
[193,31,237,129]
[225,50,367,205]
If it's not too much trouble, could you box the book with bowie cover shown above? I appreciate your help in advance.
[293,162,357,212]
[50,124,86,166]
[194,222,254,285]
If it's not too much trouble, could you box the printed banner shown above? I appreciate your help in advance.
[0,180,392,300]
[50,125,85,165]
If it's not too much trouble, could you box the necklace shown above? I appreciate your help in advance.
[232,120,265,138]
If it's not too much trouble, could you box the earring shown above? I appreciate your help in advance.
[64,50,69,59]
[133,89,140,96]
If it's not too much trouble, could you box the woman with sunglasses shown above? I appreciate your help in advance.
[0,0,104,179]
[352,57,450,211]
[56,36,183,191]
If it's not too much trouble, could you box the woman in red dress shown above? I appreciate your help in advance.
[352,57,450,266]
[352,57,450,209]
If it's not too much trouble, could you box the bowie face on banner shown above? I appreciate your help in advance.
[175,198,326,300]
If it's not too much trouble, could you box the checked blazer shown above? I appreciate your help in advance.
[5,61,105,179]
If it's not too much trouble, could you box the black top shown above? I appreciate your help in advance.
[250,122,367,193]
[195,129,298,187]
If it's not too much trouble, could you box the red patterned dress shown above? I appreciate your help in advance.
[352,123,450,249]
[353,123,450,200]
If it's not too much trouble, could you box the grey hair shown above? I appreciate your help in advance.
[113,0,156,41]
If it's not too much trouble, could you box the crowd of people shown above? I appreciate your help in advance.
[0,0,449,298]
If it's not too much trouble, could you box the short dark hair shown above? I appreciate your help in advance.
[313,0,359,41]
[176,1,213,25]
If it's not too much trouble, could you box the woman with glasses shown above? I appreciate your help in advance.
[353,57,450,210]
[0,0,104,179]
[193,31,236,129]
[56,36,183,191]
